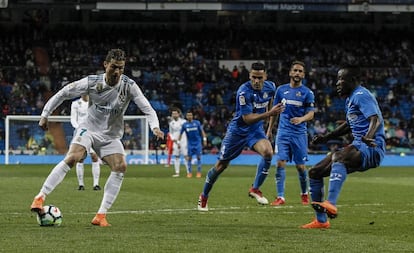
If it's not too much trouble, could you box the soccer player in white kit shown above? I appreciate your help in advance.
[30,49,164,226]
[168,107,187,177]
[70,95,101,191]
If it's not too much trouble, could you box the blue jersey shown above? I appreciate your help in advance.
[274,83,315,135]
[346,85,386,169]
[227,80,276,136]
[218,80,276,161]
[346,85,385,146]
[181,120,203,147]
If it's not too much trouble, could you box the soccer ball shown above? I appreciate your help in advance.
[36,205,63,226]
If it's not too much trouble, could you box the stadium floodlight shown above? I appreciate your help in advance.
[4,115,149,165]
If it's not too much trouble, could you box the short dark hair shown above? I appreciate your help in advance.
[291,60,305,71]
[105,49,126,62]
[251,62,266,71]
[340,64,361,80]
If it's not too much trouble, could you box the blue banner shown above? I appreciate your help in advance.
[1,154,413,167]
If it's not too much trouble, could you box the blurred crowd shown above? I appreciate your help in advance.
[1,24,413,153]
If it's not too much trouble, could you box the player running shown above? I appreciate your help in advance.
[197,62,284,211]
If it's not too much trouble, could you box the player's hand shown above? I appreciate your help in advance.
[362,136,377,147]
[268,103,285,116]
[290,117,303,125]
[311,134,328,145]
[39,117,49,131]
[152,128,164,140]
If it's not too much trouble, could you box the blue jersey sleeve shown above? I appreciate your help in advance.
[239,91,254,116]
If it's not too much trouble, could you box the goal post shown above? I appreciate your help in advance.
[5,115,150,165]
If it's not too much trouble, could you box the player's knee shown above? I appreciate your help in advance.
[114,162,127,173]
[89,152,97,161]
[64,153,84,167]
[262,150,273,160]
[308,168,321,179]
[216,161,229,172]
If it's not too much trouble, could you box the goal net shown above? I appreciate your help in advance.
[4,115,149,165]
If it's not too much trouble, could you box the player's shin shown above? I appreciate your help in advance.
[98,172,124,213]
[253,158,271,188]
[41,161,71,195]
[327,162,347,205]
[309,178,328,222]
[174,157,180,174]
[275,167,286,197]
[202,167,222,197]
[298,169,308,194]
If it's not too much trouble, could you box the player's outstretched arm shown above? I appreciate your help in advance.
[242,103,285,125]
[312,121,350,145]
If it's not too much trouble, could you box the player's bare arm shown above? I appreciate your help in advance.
[362,115,381,147]
[312,121,350,145]
[290,110,315,125]
[242,103,284,125]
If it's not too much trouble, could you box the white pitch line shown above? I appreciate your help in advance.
[5,203,414,216]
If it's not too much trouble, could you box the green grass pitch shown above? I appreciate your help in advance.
[0,164,413,252]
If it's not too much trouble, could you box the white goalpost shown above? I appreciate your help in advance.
[4,115,150,165]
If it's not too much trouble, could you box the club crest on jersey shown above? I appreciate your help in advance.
[239,95,246,105]
[96,83,103,92]
[263,92,268,99]
[76,136,82,142]
[296,91,302,97]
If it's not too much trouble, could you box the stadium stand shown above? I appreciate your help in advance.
[0,2,413,154]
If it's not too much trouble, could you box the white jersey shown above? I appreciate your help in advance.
[169,118,187,142]
[70,98,89,129]
[41,73,159,139]
[169,117,187,156]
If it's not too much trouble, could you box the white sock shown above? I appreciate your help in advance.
[40,161,71,195]
[97,171,124,214]
[174,157,180,174]
[92,162,100,186]
[76,163,84,186]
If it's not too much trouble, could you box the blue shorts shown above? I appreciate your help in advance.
[187,143,202,157]
[353,140,385,171]
[218,129,267,162]
[275,133,308,165]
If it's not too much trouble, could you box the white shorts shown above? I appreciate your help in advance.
[72,128,125,159]
[73,129,97,155]
[172,142,187,157]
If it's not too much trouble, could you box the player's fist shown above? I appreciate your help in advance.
[269,103,285,116]
[152,128,164,140]
[39,117,49,131]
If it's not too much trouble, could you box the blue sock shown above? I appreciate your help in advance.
[187,159,192,173]
[252,157,271,189]
[202,167,222,197]
[197,159,202,172]
[309,178,327,223]
[275,167,286,198]
[298,169,308,194]
[327,162,347,205]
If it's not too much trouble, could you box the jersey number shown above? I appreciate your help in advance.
[79,128,87,136]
